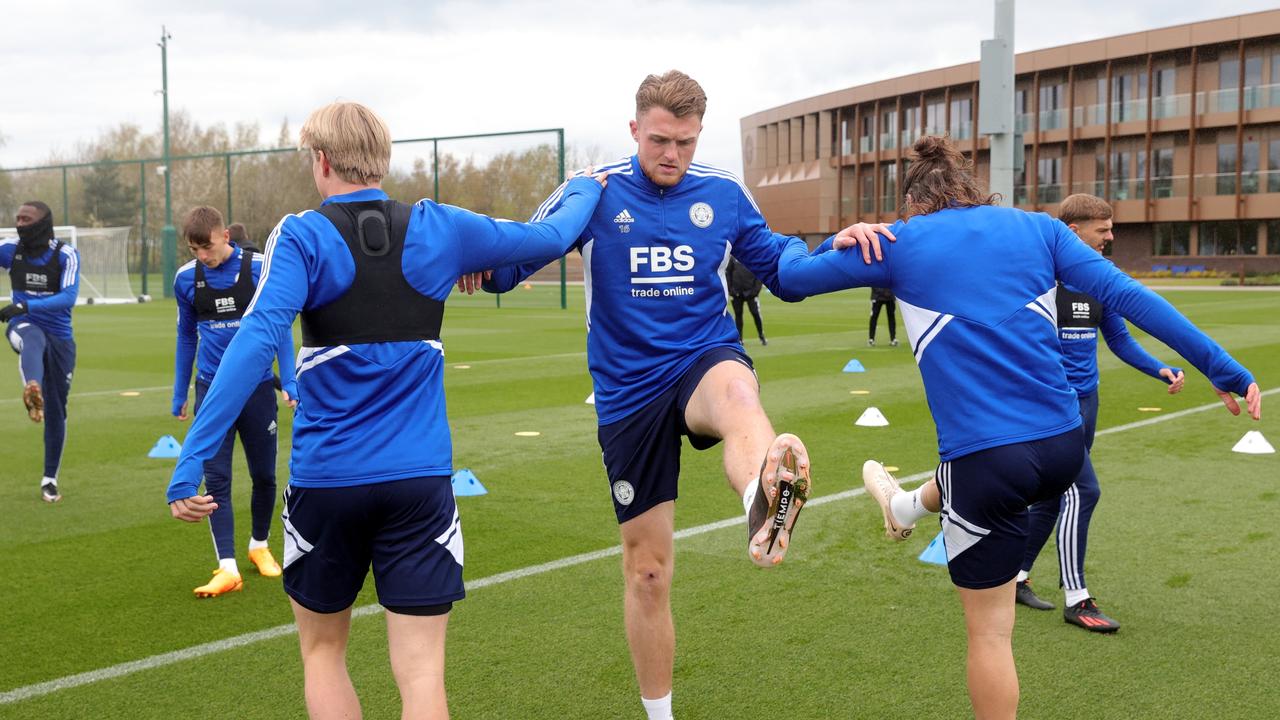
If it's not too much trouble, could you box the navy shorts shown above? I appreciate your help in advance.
[281,476,465,613]
[597,346,754,524]
[935,427,1086,589]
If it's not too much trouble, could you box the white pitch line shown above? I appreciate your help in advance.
[0,391,1268,705]
[0,384,174,405]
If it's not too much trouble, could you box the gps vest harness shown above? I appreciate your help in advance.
[194,250,256,322]
[300,200,444,346]
[1055,282,1103,330]
[9,241,65,294]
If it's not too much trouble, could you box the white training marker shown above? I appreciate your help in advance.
[514,431,541,437]
[119,391,141,397]
[1232,430,1275,455]
[1137,407,1162,412]
[849,390,871,395]
[855,407,890,427]
[453,365,471,370]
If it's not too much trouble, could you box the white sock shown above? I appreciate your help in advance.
[889,486,931,526]
[1016,570,1030,583]
[1065,587,1091,607]
[742,480,758,516]
[219,558,240,576]
[641,692,673,720]
[248,537,269,551]
[41,476,57,487]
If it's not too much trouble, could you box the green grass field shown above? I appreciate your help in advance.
[1,286,1276,719]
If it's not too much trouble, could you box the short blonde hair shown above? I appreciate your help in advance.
[636,70,707,120]
[298,102,391,185]
[1058,194,1113,225]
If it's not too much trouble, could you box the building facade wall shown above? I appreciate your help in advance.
[741,10,1280,274]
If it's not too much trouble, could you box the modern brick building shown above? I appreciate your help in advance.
[740,10,1280,273]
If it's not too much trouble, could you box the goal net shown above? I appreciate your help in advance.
[0,226,138,304]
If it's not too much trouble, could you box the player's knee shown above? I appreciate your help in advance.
[1077,480,1100,508]
[722,375,763,415]
[623,557,672,597]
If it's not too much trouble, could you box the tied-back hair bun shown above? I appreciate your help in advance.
[902,134,998,218]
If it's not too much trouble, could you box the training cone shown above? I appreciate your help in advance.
[1232,430,1276,455]
[855,407,889,427]
[918,530,948,566]
[148,435,182,459]
[451,468,488,496]
[585,393,595,405]
[842,358,866,373]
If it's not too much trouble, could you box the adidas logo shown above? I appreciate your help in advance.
[267,420,278,435]
[613,209,635,224]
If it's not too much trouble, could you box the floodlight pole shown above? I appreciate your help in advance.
[980,0,1016,206]
[159,26,177,298]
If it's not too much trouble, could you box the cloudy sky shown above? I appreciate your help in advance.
[1,1,1275,177]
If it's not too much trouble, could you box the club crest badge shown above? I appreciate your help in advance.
[689,202,714,229]
[612,480,635,506]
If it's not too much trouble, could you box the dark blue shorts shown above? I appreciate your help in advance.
[281,476,465,613]
[597,346,754,524]
[935,427,1086,589]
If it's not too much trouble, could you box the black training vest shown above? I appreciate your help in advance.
[9,241,65,294]
[1054,282,1104,329]
[194,250,256,322]
[300,200,444,346]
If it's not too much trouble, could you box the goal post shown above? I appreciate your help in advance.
[0,226,142,304]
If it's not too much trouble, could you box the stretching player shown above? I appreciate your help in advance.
[1,201,80,503]
[1014,194,1184,631]
[478,70,885,720]
[173,206,298,597]
[166,101,606,719]
[777,136,1260,719]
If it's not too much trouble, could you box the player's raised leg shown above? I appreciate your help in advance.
[619,502,676,714]
[682,358,811,566]
[292,600,361,720]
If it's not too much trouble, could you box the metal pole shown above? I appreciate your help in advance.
[558,128,567,310]
[159,26,177,298]
[140,161,148,296]
[432,139,439,202]
[225,154,233,222]
[61,167,69,225]
[981,0,1016,206]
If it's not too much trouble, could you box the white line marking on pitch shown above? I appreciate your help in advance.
[2,390,1272,705]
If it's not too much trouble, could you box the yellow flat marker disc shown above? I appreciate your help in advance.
[119,391,141,397]
[453,365,471,369]
[1137,407,1162,412]
[849,390,871,395]
[514,431,541,437]
[884,466,900,473]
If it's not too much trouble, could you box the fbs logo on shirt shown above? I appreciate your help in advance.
[1071,301,1092,320]
[26,272,48,286]
[214,297,238,314]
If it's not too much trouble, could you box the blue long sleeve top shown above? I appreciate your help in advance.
[483,155,807,425]
[779,205,1254,461]
[166,178,603,502]
[171,244,297,415]
[0,237,80,339]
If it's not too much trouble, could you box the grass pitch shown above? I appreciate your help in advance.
[1,285,1277,719]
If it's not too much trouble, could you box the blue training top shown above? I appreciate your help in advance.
[171,244,298,416]
[484,155,807,425]
[1056,282,1177,395]
[166,178,603,502]
[780,205,1254,462]
[0,237,80,339]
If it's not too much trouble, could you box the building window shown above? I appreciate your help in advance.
[1199,221,1259,255]
[881,163,898,213]
[1038,83,1064,129]
[1153,68,1178,118]
[1014,165,1028,206]
[1096,152,1133,200]
[1037,157,1062,203]
[1269,220,1280,255]
[902,106,921,146]
[1112,73,1148,122]
[1218,56,1264,111]
[925,101,945,135]
[949,98,973,140]
[1015,89,1030,132]
[1153,224,1191,256]
[861,171,875,214]
[1152,147,1175,198]
[1271,55,1280,108]
[1217,142,1260,194]
[881,109,898,150]
[860,113,874,153]
[1270,140,1280,192]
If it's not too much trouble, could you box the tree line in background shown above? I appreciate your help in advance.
[0,115,598,274]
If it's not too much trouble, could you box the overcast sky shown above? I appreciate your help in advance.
[1,1,1275,177]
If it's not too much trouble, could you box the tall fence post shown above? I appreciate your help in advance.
[61,167,69,225]
[225,154,233,222]
[139,161,149,297]
[558,128,567,310]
